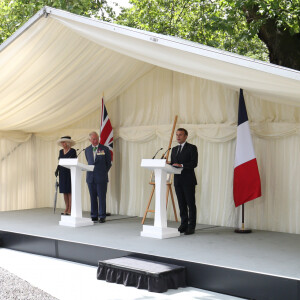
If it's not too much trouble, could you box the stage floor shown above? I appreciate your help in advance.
[0,207,299,281]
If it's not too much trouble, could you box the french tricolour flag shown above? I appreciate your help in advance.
[233,89,261,207]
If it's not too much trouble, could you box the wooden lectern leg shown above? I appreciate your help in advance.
[141,185,155,224]
[142,183,178,224]
[169,186,178,222]
[166,185,170,207]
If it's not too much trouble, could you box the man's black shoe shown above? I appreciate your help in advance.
[99,218,106,223]
[106,212,111,217]
[91,217,98,222]
[178,225,187,233]
[184,228,195,235]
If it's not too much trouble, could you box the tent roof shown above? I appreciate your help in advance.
[1,6,300,133]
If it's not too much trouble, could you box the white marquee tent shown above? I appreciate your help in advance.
[1,6,300,234]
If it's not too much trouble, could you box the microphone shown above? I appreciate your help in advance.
[152,148,163,159]
[77,148,86,157]
[160,148,171,159]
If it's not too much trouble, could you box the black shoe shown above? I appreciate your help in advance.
[184,228,195,235]
[91,217,98,222]
[61,212,70,216]
[106,212,111,217]
[99,218,106,223]
[178,224,187,233]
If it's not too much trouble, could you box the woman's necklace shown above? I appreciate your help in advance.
[63,148,70,155]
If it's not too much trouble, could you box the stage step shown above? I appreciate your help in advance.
[97,256,186,293]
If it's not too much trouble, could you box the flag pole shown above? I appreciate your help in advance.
[100,91,112,217]
[100,92,104,136]
[234,89,260,234]
[235,204,252,233]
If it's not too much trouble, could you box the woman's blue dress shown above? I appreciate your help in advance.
[58,148,77,193]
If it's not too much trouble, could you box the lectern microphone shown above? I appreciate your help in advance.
[152,148,163,159]
[160,148,171,159]
[77,148,86,157]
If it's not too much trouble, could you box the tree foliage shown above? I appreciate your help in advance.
[1,0,300,70]
[116,0,269,61]
[0,0,116,44]
[228,0,300,69]
[117,0,300,69]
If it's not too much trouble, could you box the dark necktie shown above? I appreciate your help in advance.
[177,145,183,155]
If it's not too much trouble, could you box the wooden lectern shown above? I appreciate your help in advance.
[140,159,182,239]
[58,158,94,227]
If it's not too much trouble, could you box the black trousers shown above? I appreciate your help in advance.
[87,182,107,219]
[175,182,196,228]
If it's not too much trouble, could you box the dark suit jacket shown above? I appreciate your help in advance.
[171,142,198,186]
[85,144,112,184]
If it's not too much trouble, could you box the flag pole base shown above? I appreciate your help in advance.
[234,228,252,234]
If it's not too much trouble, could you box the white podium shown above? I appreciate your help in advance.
[58,158,94,227]
[140,159,182,239]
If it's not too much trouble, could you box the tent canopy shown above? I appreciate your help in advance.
[1,6,300,134]
[1,7,300,235]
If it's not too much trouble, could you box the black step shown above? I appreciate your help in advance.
[97,256,186,293]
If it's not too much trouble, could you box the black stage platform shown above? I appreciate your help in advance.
[0,208,299,300]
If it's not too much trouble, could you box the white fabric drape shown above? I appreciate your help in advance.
[1,67,300,234]
[0,137,36,210]
[0,17,153,132]
[1,10,300,135]
[50,11,300,106]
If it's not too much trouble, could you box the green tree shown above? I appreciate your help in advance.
[0,0,116,44]
[229,0,300,70]
[117,0,269,61]
[117,0,300,70]
[2,0,300,70]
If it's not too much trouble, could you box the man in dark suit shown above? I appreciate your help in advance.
[171,128,198,235]
[85,131,112,223]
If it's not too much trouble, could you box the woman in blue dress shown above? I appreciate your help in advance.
[55,136,77,215]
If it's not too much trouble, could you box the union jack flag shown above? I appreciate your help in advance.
[100,97,113,161]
